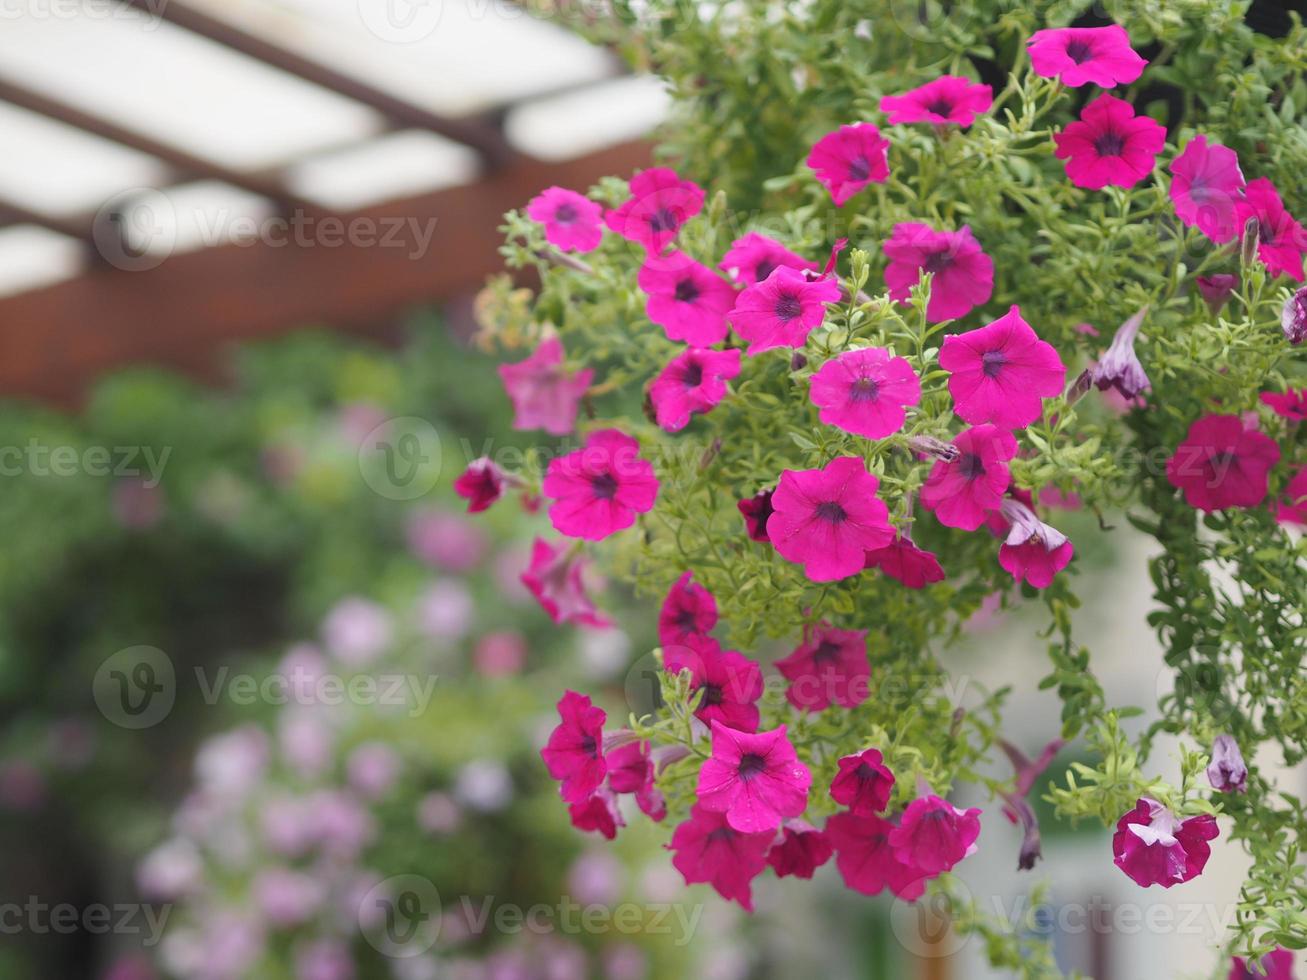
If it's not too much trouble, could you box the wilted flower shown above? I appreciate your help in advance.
[1206,734,1248,793]
[1282,287,1307,345]
[1091,307,1150,399]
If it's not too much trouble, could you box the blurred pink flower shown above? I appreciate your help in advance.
[407,509,489,571]
[322,597,394,666]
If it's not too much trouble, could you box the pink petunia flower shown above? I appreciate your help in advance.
[728,266,842,355]
[1165,414,1281,512]
[1274,466,1307,526]
[648,347,742,432]
[540,691,607,804]
[863,534,946,588]
[606,741,666,821]
[1284,287,1307,344]
[883,223,995,323]
[719,232,818,284]
[809,347,922,439]
[605,168,705,254]
[940,305,1066,428]
[881,75,993,127]
[498,337,594,437]
[767,456,895,582]
[638,251,737,346]
[829,748,895,815]
[664,637,763,733]
[1236,178,1307,282]
[889,795,982,875]
[526,187,604,253]
[997,497,1075,589]
[1112,797,1219,888]
[1197,274,1239,316]
[825,811,928,900]
[1027,25,1147,88]
[1206,734,1248,794]
[1169,135,1246,244]
[521,537,610,628]
[1229,948,1296,980]
[543,429,660,540]
[806,123,891,206]
[1053,94,1166,190]
[667,804,773,911]
[658,570,718,646]
[1261,389,1307,421]
[454,457,507,513]
[737,487,775,542]
[569,787,625,839]
[920,425,1019,531]
[697,721,812,833]
[767,819,833,879]
[775,622,871,711]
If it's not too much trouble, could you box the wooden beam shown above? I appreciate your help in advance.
[0,140,650,405]
[119,0,515,169]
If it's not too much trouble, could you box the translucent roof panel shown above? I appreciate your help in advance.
[507,75,670,162]
[287,130,481,211]
[0,227,84,298]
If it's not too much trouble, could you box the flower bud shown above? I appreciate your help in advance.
[1195,274,1237,316]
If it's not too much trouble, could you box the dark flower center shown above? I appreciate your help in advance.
[855,762,880,782]
[700,682,724,706]
[959,452,986,480]
[925,98,954,118]
[681,360,704,388]
[590,472,620,500]
[554,203,578,224]
[815,500,848,523]
[848,156,872,182]
[648,207,680,233]
[755,259,778,282]
[674,278,700,303]
[923,249,954,274]
[812,640,842,663]
[738,753,768,779]
[580,735,598,758]
[981,350,1007,378]
[1065,39,1094,63]
[707,826,737,842]
[675,607,699,631]
[849,376,881,403]
[1210,450,1238,471]
[1093,130,1126,157]
[1258,219,1278,246]
[775,292,803,321]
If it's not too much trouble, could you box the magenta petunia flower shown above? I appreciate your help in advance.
[809,347,921,439]
[1275,467,1307,526]
[1261,389,1307,421]
[767,456,895,582]
[767,819,833,879]
[719,232,817,284]
[541,691,607,804]
[543,429,660,540]
[521,537,611,628]
[920,425,1019,531]
[728,266,842,355]
[526,186,604,253]
[1112,797,1219,888]
[806,123,891,206]
[606,741,666,821]
[658,571,718,647]
[1053,94,1165,190]
[880,75,993,127]
[1091,307,1150,399]
[1169,135,1246,244]
[605,167,705,254]
[940,305,1066,428]
[498,337,594,437]
[1235,178,1307,282]
[1197,274,1239,316]
[997,497,1075,589]
[663,637,763,733]
[889,795,982,875]
[863,535,946,588]
[569,786,624,839]
[737,487,775,543]
[825,811,928,900]
[648,347,742,432]
[1165,414,1281,512]
[1027,25,1147,88]
[883,223,995,323]
[1206,734,1247,794]
[697,721,812,833]
[829,748,895,815]
[454,457,507,513]
[775,622,871,711]
[638,251,737,346]
[1229,948,1295,980]
[668,804,773,911]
